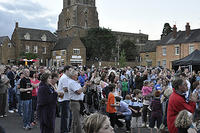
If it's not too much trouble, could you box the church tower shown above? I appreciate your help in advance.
[57,0,99,38]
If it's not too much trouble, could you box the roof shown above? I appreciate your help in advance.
[16,27,57,42]
[53,37,73,51]
[159,28,200,45]
[140,40,159,53]
[112,31,148,36]
[0,36,10,44]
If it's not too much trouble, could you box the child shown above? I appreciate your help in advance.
[149,90,162,133]
[122,78,128,100]
[175,110,193,133]
[129,89,143,133]
[142,80,152,127]
[124,94,132,105]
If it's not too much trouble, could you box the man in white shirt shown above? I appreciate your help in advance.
[68,69,87,133]
[57,66,72,133]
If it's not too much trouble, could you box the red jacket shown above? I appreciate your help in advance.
[167,90,196,133]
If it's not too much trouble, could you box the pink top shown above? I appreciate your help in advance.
[31,79,40,96]
[142,86,152,96]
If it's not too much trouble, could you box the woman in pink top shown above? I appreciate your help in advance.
[30,71,40,126]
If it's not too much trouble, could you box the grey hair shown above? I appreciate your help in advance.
[68,69,78,78]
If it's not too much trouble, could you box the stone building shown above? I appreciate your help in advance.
[140,40,159,67]
[11,22,57,66]
[156,23,200,69]
[57,0,99,38]
[0,36,15,64]
[52,36,86,67]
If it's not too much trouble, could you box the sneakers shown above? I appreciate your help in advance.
[8,110,14,113]
[0,115,3,118]
[14,109,18,112]
[3,114,7,117]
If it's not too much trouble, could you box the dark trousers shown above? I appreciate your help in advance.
[31,96,37,123]
[117,114,131,130]
[122,91,128,100]
[142,105,150,123]
[60,101,72,133]
[0,93,7,116]
[109,113,124,128]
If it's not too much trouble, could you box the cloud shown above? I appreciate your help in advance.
[0,0,58,37]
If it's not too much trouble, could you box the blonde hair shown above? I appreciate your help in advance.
[175,110,193,128]
[83,113,108,133]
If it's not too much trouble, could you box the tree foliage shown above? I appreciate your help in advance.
[120,40,137,61]
[81,27,117,61]
[161,23,172,39]
[119,50,126,67]
[20,52,38,60]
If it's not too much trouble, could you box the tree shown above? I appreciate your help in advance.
[20,52,38,60]
[120,40,137,61]
[81,27,117,61]
[161,23,172,39]
[119,50,126,67]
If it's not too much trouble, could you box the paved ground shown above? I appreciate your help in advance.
[0,112,157,133]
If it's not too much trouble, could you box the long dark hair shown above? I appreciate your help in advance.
[40,73,51,83]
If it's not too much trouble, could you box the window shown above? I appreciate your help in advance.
[8,43,11,48]
[162,47,166,56]
[61,50,66,56]
[25,45,30,53]
[189,44,194,54]
[24,33,30,40]
[73,49,80,55]
[41,34,47,41]
[33,46,38,53]
[157,61,161,66]
[42,47,46,54]
[162,60,166,67]
[53,51,56,56]
[175,46,180,55]
[67,0,71,5]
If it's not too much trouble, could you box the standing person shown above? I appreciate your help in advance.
[135,71,148,90]
[20,69,33,130]
[83,113,114,133]
[167,78,197,133]
[37,73,63,133]
[30,71,40,126]
[149,91,162,133]
[121,78,128,100]
[57,66,72,133]
[106,84,123,129]
[16,72,24,116]
[7,66,17,113]
[68,69,88,133]
[78,70,86,87]
[0,66,10,118]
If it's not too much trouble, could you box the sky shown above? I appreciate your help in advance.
[0,0,200,40]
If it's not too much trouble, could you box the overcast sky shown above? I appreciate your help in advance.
[0,0,200,40]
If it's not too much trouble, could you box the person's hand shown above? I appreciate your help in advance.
[63,87,68,92]
[190,92,198,102]
[58,92,64,99]
[117,112,122,115]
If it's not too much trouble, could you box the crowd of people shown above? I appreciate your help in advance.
[0,64,200,133]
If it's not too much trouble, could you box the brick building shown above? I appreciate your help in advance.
[11,22,57,66]
[156,23,200,69]
[140,40,159,67]
[52,36,86,67]
[0,36,15,64]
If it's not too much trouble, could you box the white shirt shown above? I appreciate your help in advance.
[57,74,71,102]
[68,79,84,101]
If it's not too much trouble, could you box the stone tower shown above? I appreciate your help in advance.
[57,0,99,38]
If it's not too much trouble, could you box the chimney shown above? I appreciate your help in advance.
[173,25,177,38]
[185,22,190,36]
[15,22,18,28]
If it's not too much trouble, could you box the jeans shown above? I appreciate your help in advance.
[8,87,17,110]
[22,99,32,127]
[118,114,132,130]
[16,94,22,116]
[60,101,72,133]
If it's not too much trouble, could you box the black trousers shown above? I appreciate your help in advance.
[109,113,123,128]
[0,93,7,116]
